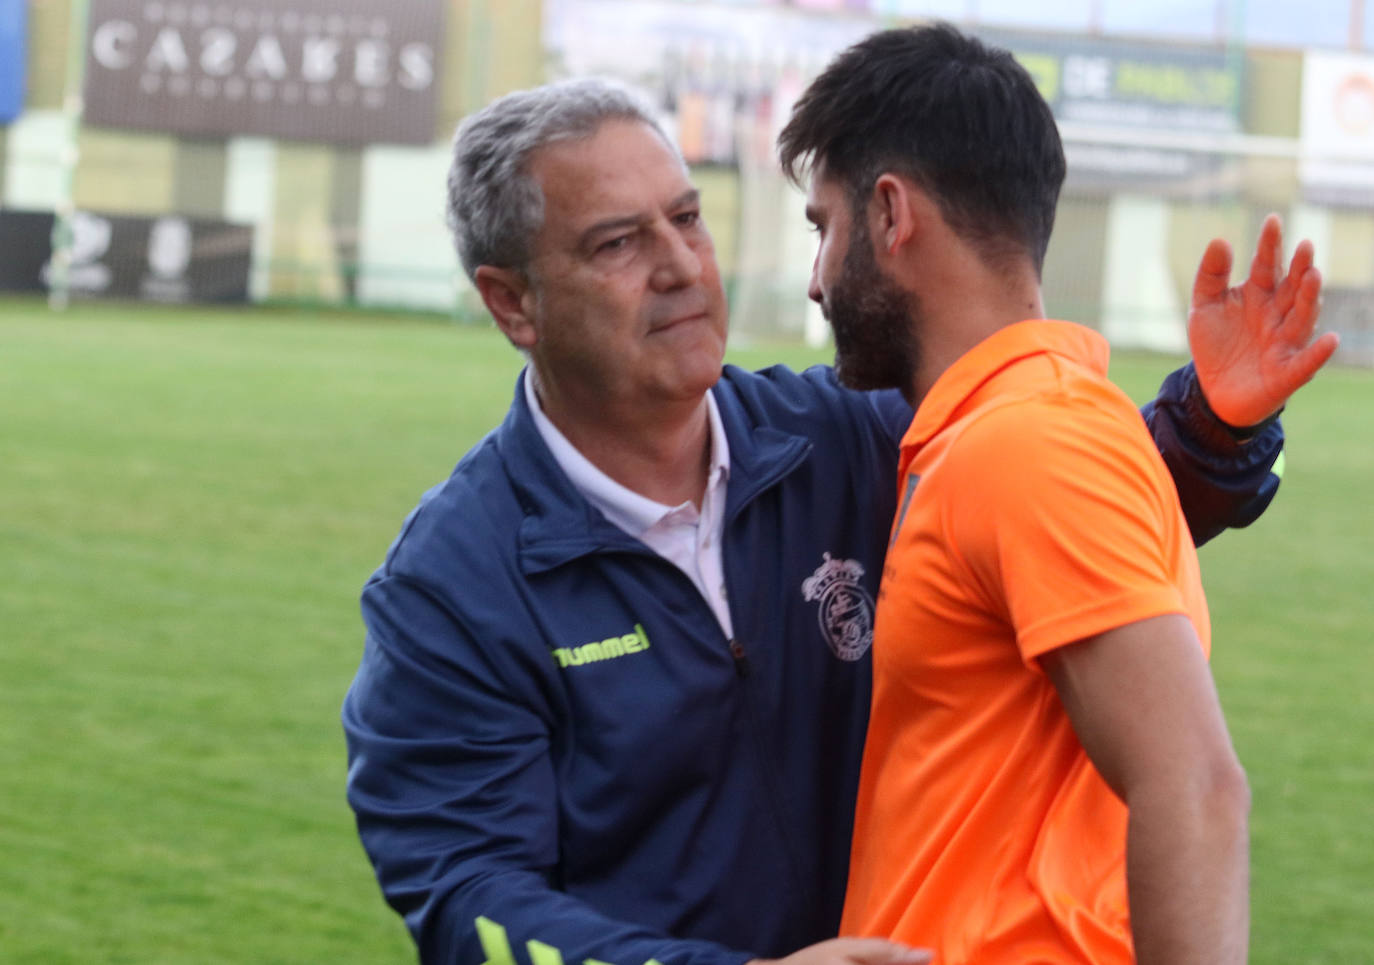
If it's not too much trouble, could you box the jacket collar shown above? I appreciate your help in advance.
[497,368,811,575]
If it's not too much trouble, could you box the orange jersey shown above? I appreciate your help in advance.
[840,321,1210,964]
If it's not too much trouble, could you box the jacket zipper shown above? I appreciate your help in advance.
[718,546,815,926]
[728,638,751,677]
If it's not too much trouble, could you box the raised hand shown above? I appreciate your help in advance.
[1188,213,1339,429]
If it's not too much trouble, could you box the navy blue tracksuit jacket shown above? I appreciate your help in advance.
[342,362,1282,965]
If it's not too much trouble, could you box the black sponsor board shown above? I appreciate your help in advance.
[0,210,55,293]
[987,31,1242,136]
[0,209,253,303]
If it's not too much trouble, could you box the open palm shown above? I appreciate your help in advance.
[1188,214,1339,429]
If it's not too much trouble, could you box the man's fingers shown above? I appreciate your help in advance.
[1278,332,1341,394]
[1247,213,1282,291]
[833,938,934,965]
[1286,237,1314,283]
[772,937,935,965]
[1279,266,1323,342]
[1271,237,1315,318]
[1266,332,1340,413]
[1191,237,1234,307]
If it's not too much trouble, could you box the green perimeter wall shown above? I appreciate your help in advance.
[4,4,1372,333]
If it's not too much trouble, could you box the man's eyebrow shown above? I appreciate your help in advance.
[804,204,821,225]
[670,188,701,210]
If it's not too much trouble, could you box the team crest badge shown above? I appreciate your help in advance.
[801,553,875,661]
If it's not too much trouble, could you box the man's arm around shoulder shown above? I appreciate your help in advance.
[1042,615,1251,965]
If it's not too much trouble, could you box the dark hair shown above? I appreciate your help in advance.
[778,23,1065,274]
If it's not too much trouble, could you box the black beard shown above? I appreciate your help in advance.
[825,229,918,395]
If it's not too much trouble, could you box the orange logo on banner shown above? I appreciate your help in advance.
[1334,72,1374,134]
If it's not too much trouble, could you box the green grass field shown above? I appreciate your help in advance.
[2,297,1371,963]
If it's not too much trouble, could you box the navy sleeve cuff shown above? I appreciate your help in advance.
[1184,364,1284,444]
[1145,362,1285,547]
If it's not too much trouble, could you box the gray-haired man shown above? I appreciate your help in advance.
[343,77,1310,965]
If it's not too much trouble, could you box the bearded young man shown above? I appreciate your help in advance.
[779,24,1336,965]
[343,75,1330,965]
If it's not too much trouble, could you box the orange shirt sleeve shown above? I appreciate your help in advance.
[942,387,1191,665]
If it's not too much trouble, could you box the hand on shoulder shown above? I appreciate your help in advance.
[749,937,933,965]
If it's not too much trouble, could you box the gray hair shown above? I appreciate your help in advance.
[446,77,675,281]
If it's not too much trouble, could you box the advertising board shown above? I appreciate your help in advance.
[83,0,443,145]
[0,209,254,303]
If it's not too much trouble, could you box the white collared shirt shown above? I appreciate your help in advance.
[524,370,734,639]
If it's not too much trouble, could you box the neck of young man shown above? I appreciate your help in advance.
[907,279,1046,406]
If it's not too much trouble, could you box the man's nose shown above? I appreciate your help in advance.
[651,225,704,290]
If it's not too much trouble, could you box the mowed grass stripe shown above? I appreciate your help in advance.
[2,298,1370,962]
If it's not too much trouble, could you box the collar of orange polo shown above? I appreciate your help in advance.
[902,319,1110,451]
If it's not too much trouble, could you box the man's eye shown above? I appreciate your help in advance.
[675,211,701,227]
[597,235,631,253]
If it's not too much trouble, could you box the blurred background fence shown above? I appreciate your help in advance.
[3,0,1374,365]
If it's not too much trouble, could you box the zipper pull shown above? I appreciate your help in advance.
[728,639,751,677]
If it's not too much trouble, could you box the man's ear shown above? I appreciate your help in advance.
[871,173,923,258]
[474,265,538,350]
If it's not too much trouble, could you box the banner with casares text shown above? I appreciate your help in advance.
[82,0,444,145]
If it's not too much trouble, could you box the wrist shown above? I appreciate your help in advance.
[1189,366,1283,445]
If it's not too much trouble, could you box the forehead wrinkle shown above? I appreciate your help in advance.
[531,123,696,252]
